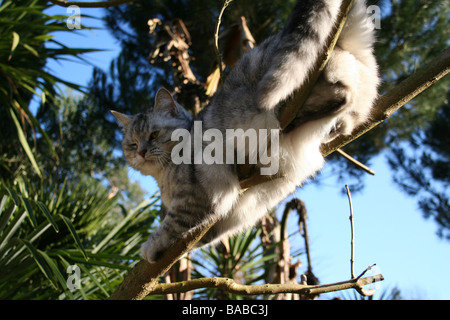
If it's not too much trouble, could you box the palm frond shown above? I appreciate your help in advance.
[0,177,159,299]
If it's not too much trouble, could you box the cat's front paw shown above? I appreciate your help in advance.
[140,236,166,263]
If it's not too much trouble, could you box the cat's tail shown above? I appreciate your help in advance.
[337,0,377,63]
[257,0,343,111]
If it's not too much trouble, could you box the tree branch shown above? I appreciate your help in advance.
[48,0,134,8]
[147,274,384,296]
[336,149,375,175]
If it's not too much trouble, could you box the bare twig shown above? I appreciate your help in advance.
[48,0,134,8]
[356,263,377,280]
[214,0,233,83]
[298,201,312,275]
[354,264,378,296]
[337,149,375,175]
[345,186,379,297]
[345,185,355,279]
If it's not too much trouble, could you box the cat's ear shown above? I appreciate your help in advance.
[154,88,178,116]
[110,110,132,127]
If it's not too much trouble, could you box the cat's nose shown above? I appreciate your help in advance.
[138,150,147,158]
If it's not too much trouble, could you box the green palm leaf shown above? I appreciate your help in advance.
[0,177,159,299]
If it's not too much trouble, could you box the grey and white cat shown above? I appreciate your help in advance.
[112,0,379,263]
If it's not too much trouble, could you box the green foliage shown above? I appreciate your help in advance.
[376,0,450,138]
[0,0,98,180]
[0,0,154,299]
[373,0,450,238]
[0,176,159,299]
[388,94,450,239]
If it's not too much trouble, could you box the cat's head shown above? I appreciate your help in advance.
[111,88,192,177]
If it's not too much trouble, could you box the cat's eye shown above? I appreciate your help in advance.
[129,143,137,149]
[149,131,160,140]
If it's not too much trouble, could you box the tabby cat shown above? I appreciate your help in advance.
[112,0,379,263]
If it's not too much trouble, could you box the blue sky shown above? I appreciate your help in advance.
[44,5,449,300]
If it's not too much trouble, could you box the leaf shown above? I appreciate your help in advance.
[20,196,37,229]
[4,187,20,206]
[20,239,59,290]
[0,195,15,234]
[92,198,154,254]
[22,43,39,57]
[34,200,59,233]
[11,31,19,53]
[0,1,13,13]
[8,108,42,178]
[39,250,75,299]
[0,210,26,254]
[78,264,112,298]
[59,214,88,261]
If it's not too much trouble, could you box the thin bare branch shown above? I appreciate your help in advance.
[356,263,377,280]
[346,185,355,279]
[337,149,375,175]
[214,0,233,83]
[148,274,384,296]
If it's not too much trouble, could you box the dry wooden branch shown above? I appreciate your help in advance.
[148,274,384,296]
[336,149,375,175]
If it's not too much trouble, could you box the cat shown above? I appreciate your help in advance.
[111,0,379,263]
